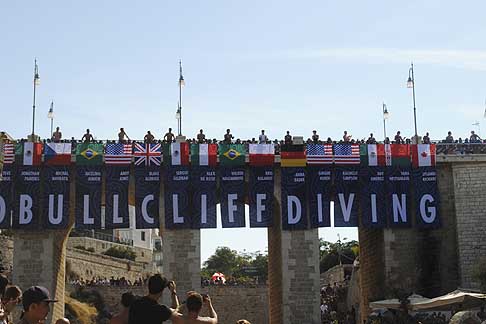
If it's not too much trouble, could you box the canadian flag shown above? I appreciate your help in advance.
[412,144,436,167]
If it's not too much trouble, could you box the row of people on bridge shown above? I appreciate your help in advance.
[2,128,484,146]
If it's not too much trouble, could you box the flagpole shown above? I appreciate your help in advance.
[31,59,40,140]
[178,60,185,136]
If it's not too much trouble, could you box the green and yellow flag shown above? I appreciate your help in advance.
[219,144,245,166]
[76,143,104,165]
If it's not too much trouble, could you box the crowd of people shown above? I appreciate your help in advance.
[69,276,147,288]
[1,273,256,324]
[4,127,486,148]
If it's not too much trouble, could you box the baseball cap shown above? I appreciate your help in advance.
[22,286,58,310]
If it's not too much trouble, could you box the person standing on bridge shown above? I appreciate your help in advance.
[128,274,179,324]
[164,128,175,143]
[118,128,130,143]
[81,129,94,143]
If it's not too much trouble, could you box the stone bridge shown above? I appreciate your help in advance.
[2,145,486,323]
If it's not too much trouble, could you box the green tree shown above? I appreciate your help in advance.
[319,238,358,273]
[103,246,136,261]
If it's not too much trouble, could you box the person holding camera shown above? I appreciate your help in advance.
[171,292,217,324]
[128,274,179,324]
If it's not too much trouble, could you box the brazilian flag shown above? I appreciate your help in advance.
[219,144,245,166]
[76,143,104,165]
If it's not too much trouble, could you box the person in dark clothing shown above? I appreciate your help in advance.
[128,274,179,324]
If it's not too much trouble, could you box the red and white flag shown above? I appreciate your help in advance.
[412,144,436,167]
[249,144,274,166]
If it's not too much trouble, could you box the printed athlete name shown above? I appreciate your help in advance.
[145,171,159,181]
[173,170,189,181]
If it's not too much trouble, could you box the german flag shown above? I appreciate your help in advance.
[280,144,306,167]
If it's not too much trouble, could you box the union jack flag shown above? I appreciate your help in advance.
[334,144,360,164]
[105,143,132,165]
[306,144,333,164]
[133,143,161,166]
[1,143,14,164]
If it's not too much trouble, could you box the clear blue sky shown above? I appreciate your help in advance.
[2,0,485,262]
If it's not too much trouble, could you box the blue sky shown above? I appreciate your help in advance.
[2,0,485,261]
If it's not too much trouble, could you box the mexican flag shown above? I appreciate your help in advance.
[360,144,386,166]
[280,144,306,167]
[76,143,104,165]
[412,144,436,167]
[249,144,274,166]
[219,144,245,166]
[191,144,217,166]
[163,142,189,166]
[44,143,72,165]
[16,142,42,166]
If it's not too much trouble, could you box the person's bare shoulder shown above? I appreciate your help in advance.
[194,317,217,324]
[109,315,123,324]
[170,311,185,324]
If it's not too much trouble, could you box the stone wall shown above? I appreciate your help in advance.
[451,162,486,289]
[67,284,268,324]
[66,248,149,282]
[320,264,353,287]
[0,234,13,276]
[67,236,153,264]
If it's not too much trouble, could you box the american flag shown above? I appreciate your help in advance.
[2,143,14,164]
[105,143,132,165]
[306,144,333,164]
[133,143,161,166]
[334,144,360,164]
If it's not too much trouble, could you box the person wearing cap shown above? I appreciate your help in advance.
[17,286,57,324]
[128,274,179,324]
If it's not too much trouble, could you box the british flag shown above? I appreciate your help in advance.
[105,143,132,165]
[306,144,333,164]
[133,143,161,166]
[2,143,14,164]
[334,144,360,164]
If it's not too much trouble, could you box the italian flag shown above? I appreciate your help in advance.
[164,143,189,166]
[190,144,217,166]
[412,144,436,167]
[249,144,274,166]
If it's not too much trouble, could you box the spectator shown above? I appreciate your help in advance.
[445,131,454,143]
[284,131,292,145]
[110,292,136,324]
[118,128,130,143]
[19,286,58,324]
[394,131,403,144]
[326,137,333,144]
[1,285,21,324]
[197,130,206,144]
[366,133,376,144]
[164,128,175,143]
[144,131,155,144]
[223,129,233,144]
[259,130,267,144]
[384,137,390,144]
[81,129,94,143]
[343,131,351,143]
[128,274,179,324]
[312,130,319,143]
[52,127,62,143]
[423,132,431,144]
[171,293,217,324]
[470,130,481,143]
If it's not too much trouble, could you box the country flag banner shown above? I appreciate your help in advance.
[412,144,436,167]
[44,143,72,165]
[163,143,189,166]
[20,142,43,166]
[2,143,14,165]
[333,144,360,165]
[133,143,161,166]
[280,144,306,167]
[105,143,132,165]
[219,144,245,166]
[249,144,274,166]
[360,144,386,166]
[191,144,217,166]
[75,143,104,166]
[307,144,333,165]
[390,144,411,167]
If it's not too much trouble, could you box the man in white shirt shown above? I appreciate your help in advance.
[259,130,268,144]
